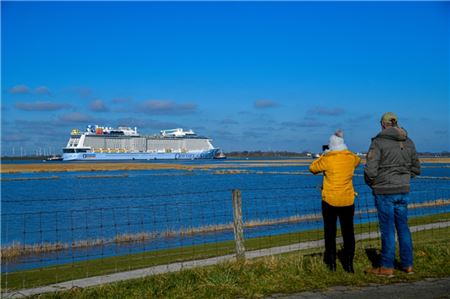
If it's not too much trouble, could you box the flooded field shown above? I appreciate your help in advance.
[1,158,449,272]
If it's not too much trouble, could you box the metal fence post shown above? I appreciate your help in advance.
[232,189,246,261]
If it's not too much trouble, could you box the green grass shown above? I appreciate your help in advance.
[2,212,449,291]
[28,227,450,298]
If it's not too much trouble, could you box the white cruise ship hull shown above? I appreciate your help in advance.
[62,149,219,161]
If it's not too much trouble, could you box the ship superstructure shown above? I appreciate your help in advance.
[62,125,219,161]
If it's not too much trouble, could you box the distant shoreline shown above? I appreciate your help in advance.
[0,159,312,174]
[1,151,449,161]
[1,157,449,174]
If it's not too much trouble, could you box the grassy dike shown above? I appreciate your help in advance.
[30,231,450,299]
[2,212,449,292]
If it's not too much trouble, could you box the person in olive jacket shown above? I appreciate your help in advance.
[309,130,361,273]
[364,112,420,277]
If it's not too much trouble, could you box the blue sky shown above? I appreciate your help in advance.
[2,1,449,155]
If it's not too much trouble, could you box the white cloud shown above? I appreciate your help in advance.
[34,86,52,95]
[254,100,279,109]
[309,106,345,116]
[59,112,91,123]
[138,100,197,115]
[90,99,109,112]
[15,101,70,111]
[9,85,31,94]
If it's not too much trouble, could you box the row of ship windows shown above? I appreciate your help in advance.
[63,148,206,153]
[63,149,88,153]
[84,142,208,147]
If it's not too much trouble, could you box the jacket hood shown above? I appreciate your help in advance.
[328,134,348,151]
[375,127,408,141]
[324,149,354,156]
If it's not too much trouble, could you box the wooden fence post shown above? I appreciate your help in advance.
[232,189,246,261]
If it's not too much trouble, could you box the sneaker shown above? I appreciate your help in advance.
[402,266,414,274]
[365,267,395,278]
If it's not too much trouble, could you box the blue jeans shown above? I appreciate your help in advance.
[374,193,413,269]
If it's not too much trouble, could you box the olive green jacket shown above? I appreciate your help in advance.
[364,127,421,194]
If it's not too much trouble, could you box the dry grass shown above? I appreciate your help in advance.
[113,232,158,243]
[2,157,448,174]
[1,239,110,260]
[408,199,450,209]
[1,163,204,174]
[0,162,314,174]
[419,157,450,163]
[359,157,450,165]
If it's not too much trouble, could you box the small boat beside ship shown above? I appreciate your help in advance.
[62,125,221,161]
[214,150,226,159]
[44,155,64,162]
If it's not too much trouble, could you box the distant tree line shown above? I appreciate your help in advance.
[1,151,449,160]
[1,155,49,160]
[225,151,313,158]
[225,151,450,158]
[417,151,450,157]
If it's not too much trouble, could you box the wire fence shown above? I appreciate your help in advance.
[1,178,450,292]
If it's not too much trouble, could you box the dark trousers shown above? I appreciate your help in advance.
[321,201,355,270]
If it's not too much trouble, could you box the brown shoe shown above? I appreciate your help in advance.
[365,267,395,278]
[402,266,414,274]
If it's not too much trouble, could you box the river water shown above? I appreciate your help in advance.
[1,159,449,272]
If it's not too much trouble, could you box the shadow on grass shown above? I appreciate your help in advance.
[365,247,380,268]
[364,247,407,270]
[303,252,323,258]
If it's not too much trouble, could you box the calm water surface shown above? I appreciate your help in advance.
[2,159,449,272]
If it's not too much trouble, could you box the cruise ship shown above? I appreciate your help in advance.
[62,125,220,161]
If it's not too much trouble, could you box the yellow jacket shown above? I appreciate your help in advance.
[309,150,361,207]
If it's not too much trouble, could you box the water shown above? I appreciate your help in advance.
[1,159,449,272]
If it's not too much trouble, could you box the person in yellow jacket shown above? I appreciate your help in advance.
[309,130,361,273]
